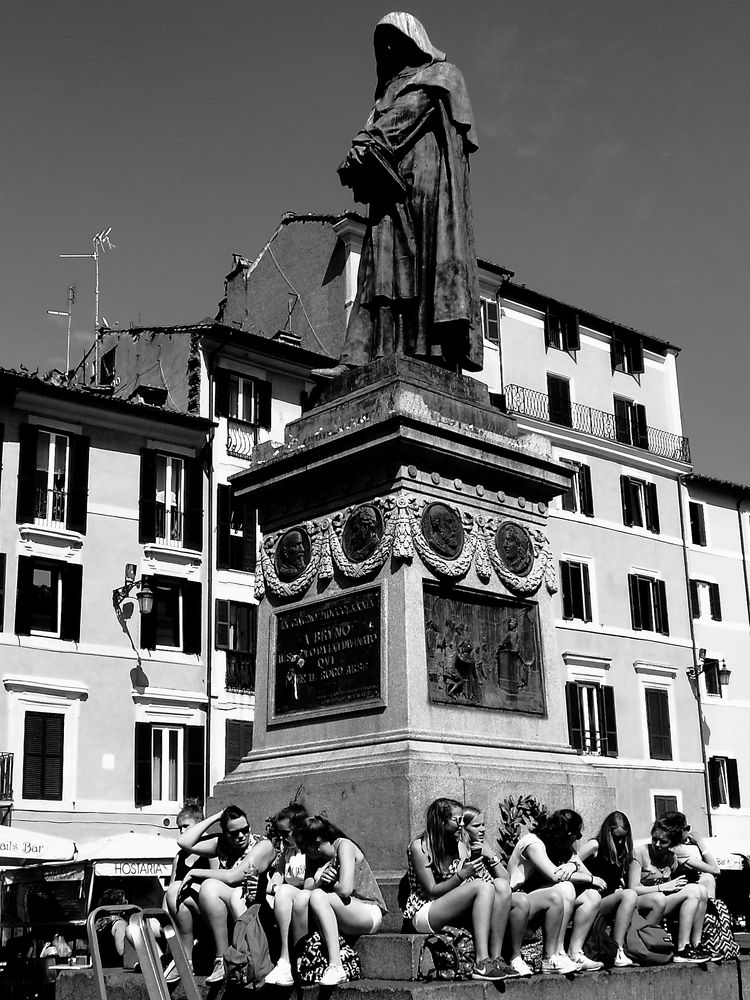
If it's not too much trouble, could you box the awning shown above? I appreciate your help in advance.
[0,826,77,864]
[704,837,750,871]
[76,831,179,878]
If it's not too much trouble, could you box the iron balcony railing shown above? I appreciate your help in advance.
[0,753,14,803]
[154,503,183,546]
[503,385,691,463]
[225,651,256,695]
[227,418,259,461]
[34,485,67,527]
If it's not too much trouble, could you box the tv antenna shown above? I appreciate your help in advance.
[46,285,76,375]
[60,228,116,381]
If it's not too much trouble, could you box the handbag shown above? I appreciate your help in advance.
[294,932,361,984]
[701,898,740,960]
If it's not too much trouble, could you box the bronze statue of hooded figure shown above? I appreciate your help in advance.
[334,12,482,374]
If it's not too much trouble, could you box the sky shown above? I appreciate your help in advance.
[2,0,748,481]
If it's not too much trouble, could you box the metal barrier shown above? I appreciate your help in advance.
[128,908,201,1000]
[86,904,141,1000]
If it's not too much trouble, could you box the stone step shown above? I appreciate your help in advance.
[358,934,424,981]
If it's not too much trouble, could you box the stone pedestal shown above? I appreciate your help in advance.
[212,357,614,868]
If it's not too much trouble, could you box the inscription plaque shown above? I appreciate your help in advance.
[424,585,545,715]
[272,587,383,721]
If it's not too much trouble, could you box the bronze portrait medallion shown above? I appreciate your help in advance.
[495,521,534,577]
[275,527,312,582]
[422,502,464,559]
[342,504,383,563]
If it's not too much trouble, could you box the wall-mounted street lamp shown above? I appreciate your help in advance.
[112,563,153,616]
[687,647,732,688]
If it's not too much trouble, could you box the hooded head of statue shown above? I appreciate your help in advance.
[374,12,445,96]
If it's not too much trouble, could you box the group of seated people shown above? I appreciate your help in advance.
[152,796,723,985]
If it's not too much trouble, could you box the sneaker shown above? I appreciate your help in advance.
[674,945,702,964]
[493,958,520,979]
[163,960,180,984]
[205,958,225,984]
[472,958,505,981]
[568,952,604,973]
[541,954,578,975]
[319,964,347,986]
[509,956,534,978]
[692,943,720,963]
[265,959,295,987]
[614,948,634,968]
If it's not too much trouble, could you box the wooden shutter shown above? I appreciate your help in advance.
[241,498,257,572]
[139,575,156,650]
[256,379,272,430]
[655,579,670,635]
[547,375,571,426]
[184,726,205,803]
[134,722,152,807]
[0,422,4,495]
[689,502,707,546]
[561,471,577,513]
[631,337,645,375]
[628,574,642,630]
[645,482,660,533]
[215,599,230,650]
[544,305,552,349]
[565,682,584,751]
[214,369,230,418]
[14,556,34,636]
[225,719,253,774]
[579,465,594,517]
[634,403,649,449]
[560,562,574,620]
[689,580,700,619]
[183,457,204,552]
[611,332,625,372]
[0,552,5,632]
[60,563,83,642]
[216,484,231,570]
[16,423,38,524]
[620,476,634,526]
[138,449,157,544]
[613,397,630,444]
[182,581,202,655]
[727,758,741,809]
[645,688,672,760]
[707,757,722,808]
[23,712,64,801]
[66,434,90,534]
[709,583,722,621]
[566,313,580,351]
[599,685,619,757]
[581,564,592,622]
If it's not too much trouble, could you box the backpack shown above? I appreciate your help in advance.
[223,903,273,989]
[624,912,674,966]
[582,914,618,968]
[295,932,361,985]
[701,898,740,960]
[418,926,475,981]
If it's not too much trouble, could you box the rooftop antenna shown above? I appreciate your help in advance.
[46,284,76,376]
[59,227,116,383]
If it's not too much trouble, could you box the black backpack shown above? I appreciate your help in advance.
[582,914,618,968]
[624,912,674,966]
[224,903,273,989]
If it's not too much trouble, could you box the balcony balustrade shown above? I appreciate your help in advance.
[0,752,14,803]
[154,503,183,547]
[34,485,67,527]
[227,419,259,461]
[225,650,256,695]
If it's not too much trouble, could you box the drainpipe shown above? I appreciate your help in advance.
[677,474,713,835]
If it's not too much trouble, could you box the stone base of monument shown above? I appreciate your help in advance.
[213,356,614,869]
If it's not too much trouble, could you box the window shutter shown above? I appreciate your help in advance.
[14,556,34,636]
[241,499,257,572]
[599,685,619,757]
[631,337,645,375]
[565,682,584,751]
[727,758,741,809]
[139,575,156,650]
[0,552,5,632]
[620,476,633,526]
[216,485,231,570]
[225,719,253,774]
[645,482,660,534]
[256,379,272,430]
[628,574,642,630]
[184,726,205,803]
[635,403,649,449]
[689,580,700,619]
[613,396,630,443]
[23,712,64,801]
[182,581,202,655]
[709,583,722,621]
[183,457,204,552]
[690,503,707,546]
[707,757,722,808]
[214,369,230,418]
[567,313,580,351]
[547,375,571,426]
[138,449,157,544]
[645,688,672,760]
[655,579,670,635]
[611,333,625,372]
[560,562,574,620]
[544,305,552,349]
[66,434,90,533]
[215,599,230,650]
[60,563,83,642]
[581,564,592,622]
[16,423,38,524]
[22,712,43,800]
[134,723,152,807]
[0,422,3,495]
[561,474,577,513]
[579,465,594,517]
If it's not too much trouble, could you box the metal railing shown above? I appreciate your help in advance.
[227,418,259,460]
[0,752,13,802]
[154,503,183,546]
[503,384,691,463]
[34,485,67,527]
[225,651,256,694]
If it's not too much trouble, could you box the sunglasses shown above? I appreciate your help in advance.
[228,826,250,838]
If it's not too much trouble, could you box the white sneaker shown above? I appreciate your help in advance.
[541,954,577,975]
[319,964,347,986]
[205,958,225,984]
[509,956,534,977]
[614,947,634,968]
[265,959,295,987]
[569,951,604,973]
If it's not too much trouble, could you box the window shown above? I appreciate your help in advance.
[225,720,254,774]
[629,574,669,634]
[560,462,594,517]
[99,347,116,386]
[565,682,618,756]
[613,396,649,450]
[689,580,722,621]
[621,476,660,532]
[138,450,203,551]
[139,576,201,654]
[689,502,707,546]
[654,794,679,820]
[645,687,673,760]
[702,658,723,696]
[480,297,499,344]
[708,757,741,809]
[215,370,272,428]
[22,711,64,800]
[544,306,580,352]
[560,561,592,622]
[611,331,644,375]
[547,374,572,427]
[15,557,83,641]
[134,723,203,807]
[216,485,257,572]
[216,600,257,694]
[0,553,5,631]
[16,424,90,533]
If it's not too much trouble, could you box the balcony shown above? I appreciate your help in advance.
[0,752,13,804]
[225,651,256,695]
[227,419,259,461]
[155,503,183,547]
[34,485,67,528]
[503,385,691,463]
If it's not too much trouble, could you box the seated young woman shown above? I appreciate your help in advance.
[630,820,717,963]
[659,810,719,898]
[460,806,532,977]
[578,810,664,967]
[176,804,275,984]
[507,808,603,974]
[266,815,387,987]
[402,798,514,981]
